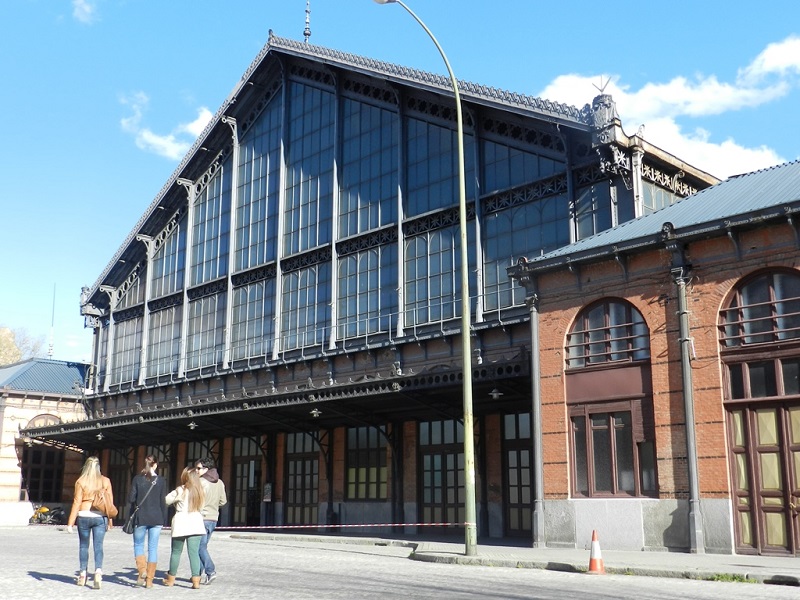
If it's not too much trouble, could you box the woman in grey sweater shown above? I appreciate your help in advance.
[127,455,168,587]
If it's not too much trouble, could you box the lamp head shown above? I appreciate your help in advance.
[373,0,397,4]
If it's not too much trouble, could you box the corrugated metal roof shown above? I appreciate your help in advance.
[0,358,89,396]
[525,159,800,267]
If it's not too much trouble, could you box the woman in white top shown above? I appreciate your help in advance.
[164,466,206,589]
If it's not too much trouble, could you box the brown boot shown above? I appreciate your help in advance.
[145,562,157,588]
[135,555,147,586]
[163,573,175,587]
[191,576,201,589]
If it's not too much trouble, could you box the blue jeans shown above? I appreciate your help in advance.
[198,520,217,575]
[133,525,163,563]
[77,515,107,572]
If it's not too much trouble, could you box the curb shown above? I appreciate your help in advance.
[408,551,800,586]
[227,532,800,587]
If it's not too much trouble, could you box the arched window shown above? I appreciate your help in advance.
[720,270,800,348]
[566,299,650,369]
[720,270,800,400]
[719,269,800,553]
[19,415,64,503]
[565,299,656,498]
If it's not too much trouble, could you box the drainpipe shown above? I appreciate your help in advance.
[528,291,545,548]
[673,266,705,554]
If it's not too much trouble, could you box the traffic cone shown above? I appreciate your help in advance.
[587,529,605,574]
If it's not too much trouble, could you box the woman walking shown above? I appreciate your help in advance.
[66,456,116,589]
[164,466,206,589]
[128,455,168,587]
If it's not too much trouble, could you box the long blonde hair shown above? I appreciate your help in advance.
[180,466,205,513]
[76,456,104,494]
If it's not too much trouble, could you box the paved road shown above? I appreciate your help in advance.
[7,526,799,599]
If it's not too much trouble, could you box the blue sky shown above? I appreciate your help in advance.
[1,0,798,364]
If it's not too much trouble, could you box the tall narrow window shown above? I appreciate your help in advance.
[231,279,276,361]
[483,194,569,312]
[151,216,187,299]
[111,316,142,385]
[146,305,182,377]
[339,99,398,238]
[405,227,459,327]
[338,247,397,341]
[281,264,331,351]
[236,96,282,271]
[186,294,226,370]
[284,82,334,256]
[191,163,231,286]
[346,426,387,500]
[566,299,655,498]
[406,118,475,217]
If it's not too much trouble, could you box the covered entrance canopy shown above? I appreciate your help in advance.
[20,368,529,451]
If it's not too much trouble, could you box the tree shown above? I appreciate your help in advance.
[0,326,45,366]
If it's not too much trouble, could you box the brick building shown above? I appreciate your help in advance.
[510,159,800,554]
[1,359,88,525]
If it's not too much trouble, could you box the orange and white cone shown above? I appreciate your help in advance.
[587,529,605,575]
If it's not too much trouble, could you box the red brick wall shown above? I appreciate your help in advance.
[532,219,800,501]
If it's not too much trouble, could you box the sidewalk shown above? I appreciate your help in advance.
[227,531,800,587]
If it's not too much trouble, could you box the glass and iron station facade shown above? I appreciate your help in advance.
[23,32,720,548]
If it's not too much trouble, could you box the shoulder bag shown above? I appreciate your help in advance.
[92,486,119,519]
[123,478,156,534]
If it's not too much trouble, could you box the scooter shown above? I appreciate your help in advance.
[30,504,66,525]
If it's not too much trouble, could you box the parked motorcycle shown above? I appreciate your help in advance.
[30,504,66,525]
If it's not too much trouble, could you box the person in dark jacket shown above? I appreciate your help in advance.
[127,455,168,588]
[195,456,227,584]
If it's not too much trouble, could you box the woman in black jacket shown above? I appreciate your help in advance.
[127,455,168,587]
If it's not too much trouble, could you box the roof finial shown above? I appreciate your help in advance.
[304,0,311,43]
[592,76,611,94]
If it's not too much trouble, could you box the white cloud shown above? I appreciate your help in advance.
[72,0,98,25]
[739,35,800,84]
[537,35,799,180]
[119,93,213,161]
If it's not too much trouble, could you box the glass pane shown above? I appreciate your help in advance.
[756,409,779,446]
[614,413,635,493]
[729,364,745,399]
[740,512,753,545]
[790,407,800,445]
[592,417,612,493]
[794,452,800,488]
[783,360,800,396]
[735,454,749,492]
[572,417,588,495]
[749,361,778,398]
[759,452,782,491]
[639,440,656,492]
[765,512,787,547]
[732,410,745,447]
[518,414,531,440]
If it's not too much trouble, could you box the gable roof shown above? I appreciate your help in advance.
[84,33,591,304]
[516,159,800,273]
[0,358,89,396]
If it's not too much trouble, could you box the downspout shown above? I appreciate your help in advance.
[527,290,545,548]
[508,258,545,548]
[672,265,705,553]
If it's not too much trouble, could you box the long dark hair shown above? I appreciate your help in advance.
[141,455,158,481]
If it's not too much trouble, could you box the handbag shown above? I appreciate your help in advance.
[123,479,157,534]
[92,487,119,518]
[122,513,137,534]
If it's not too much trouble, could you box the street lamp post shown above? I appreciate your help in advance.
[373,0,477,556]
